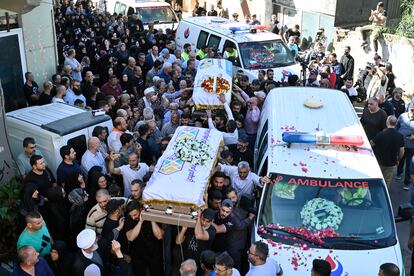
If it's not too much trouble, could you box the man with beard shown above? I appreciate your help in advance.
[64,80,86,108]
[246,241,282,276]
[388,87,405,118]
[228,135,253,168]
[124,200,164,276]
[176,208,217,272]
[211,199,234,253]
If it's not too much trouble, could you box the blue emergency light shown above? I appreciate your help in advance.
[282,132,364,146]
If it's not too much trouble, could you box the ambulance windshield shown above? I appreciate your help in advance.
[238,40,295,70]
[136,6,177,24]
[258,174,396,249]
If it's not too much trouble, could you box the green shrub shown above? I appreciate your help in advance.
[396,0,414,39]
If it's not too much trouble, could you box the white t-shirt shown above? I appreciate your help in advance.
[246,258,281,276]
[219,164,262,196]
[107,129,123,153]
[119,163,149,197]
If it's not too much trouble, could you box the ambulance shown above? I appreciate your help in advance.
[175,16,300,81]
[253,87,410,275]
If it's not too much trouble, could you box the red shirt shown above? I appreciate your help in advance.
[101,82,123,98]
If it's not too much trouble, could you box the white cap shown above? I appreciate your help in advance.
[254,91,266,99]
[144,87,156,96]
[76,229,96,250]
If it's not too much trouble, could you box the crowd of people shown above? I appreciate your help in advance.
[11,0,408,276]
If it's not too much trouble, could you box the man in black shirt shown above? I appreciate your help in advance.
[176,208,217,273]
[124,200,164,276]
[388,88,406,118]
[228,135,254,168]
[340,46,355,86]
[24,72,40,106]
[136,123,153,166]
[371,115,404,189]
[25,155,56,198]
[360,97,387,140]
[212,199,234,253]
[57,145,85,195]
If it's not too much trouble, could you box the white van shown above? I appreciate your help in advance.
[175,16,301,81]
[6,104,113,177]
[253,87,408,275]
[104,0,179,31]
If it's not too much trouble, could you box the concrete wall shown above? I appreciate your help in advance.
[19,0,57,82]
[334,29,414,94]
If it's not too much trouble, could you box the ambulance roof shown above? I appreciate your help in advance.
[7,103,111,136]
[264,87,383,180]
[182,16,282,43]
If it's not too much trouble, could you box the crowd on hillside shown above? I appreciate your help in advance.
[11,0,407,276]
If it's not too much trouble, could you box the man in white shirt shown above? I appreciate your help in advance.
[81,137,107,175]
[108,152,150,197]
[64,80,86,107]
[214,251,241,276]
[51,85,66,104]
[207,96,238,145]
[107,117,128,153]
[217,161,270,196]
[246,241,283,276]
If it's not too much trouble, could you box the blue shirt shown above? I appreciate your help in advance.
[396,112,414,148]
[12,257,53,276]
[246,258,281,276]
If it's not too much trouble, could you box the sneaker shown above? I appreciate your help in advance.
[403,185,410,191]
[395,174,402,180]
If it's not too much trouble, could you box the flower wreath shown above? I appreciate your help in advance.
[249,49,275,63]
[173,138,213,166]
[300,198,343,230]
[200,76,230,95]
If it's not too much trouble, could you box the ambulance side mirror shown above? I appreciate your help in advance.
[395,203,412,223]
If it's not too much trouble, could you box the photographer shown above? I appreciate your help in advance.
[367,62,388,99]
[314,28,328,49]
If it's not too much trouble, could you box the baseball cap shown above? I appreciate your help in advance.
[238,134,249,143]
[161,48,170,56]
[144,87,156,96]
[222,199,234,208]
[76,229,96,250]
[106,199,125,214]
[202,208,216,221]
[254,91,266,99]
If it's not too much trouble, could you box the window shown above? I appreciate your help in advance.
[257,131,268,168]
[301,11,318,43]
[114,2,120,14]
[257,121,268,149]
[196,30,209,49]
[207,34,221,50]
[119,4,127,16]
[282,7,300,29]
[319,14,335,48]
[136,6,177,24]
[68,135,87,163]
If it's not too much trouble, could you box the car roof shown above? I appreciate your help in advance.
[182,16,282,43]
[7,103,111,135]
[264,87,383,179]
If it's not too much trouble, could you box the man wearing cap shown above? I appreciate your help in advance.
[108,152,150,197]
[388,88,406,119]
[212,199,234,253]
[124,200,164,276]
[176,208,217,272]
[217,161,270,197]
[161,48,176,64]
[311,259,331,276]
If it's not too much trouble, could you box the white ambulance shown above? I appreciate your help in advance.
[253,87,409,275]
[104,0,179,31]
[175,16,300,81]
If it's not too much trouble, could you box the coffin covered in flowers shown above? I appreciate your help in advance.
[142,127,223,226]
[193,58,233,110]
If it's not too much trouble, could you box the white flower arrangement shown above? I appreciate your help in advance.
[300,198,343,231]
[173,138,213,166]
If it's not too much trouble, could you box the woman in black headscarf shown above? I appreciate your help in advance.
[86,166,109,210]
[45,186,70,242]
[45,240,74,276]
[19,183,45,231]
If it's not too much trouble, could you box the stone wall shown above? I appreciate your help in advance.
[334,29,414,95]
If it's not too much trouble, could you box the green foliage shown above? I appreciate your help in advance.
[396,0,414,39]
[0,177,21,262]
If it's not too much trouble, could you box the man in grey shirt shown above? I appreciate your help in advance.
[16,137,45,179]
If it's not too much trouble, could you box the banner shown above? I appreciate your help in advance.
[143,126,223,208]
[193,58,233,110]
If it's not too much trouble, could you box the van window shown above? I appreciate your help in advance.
[119,3,127,15]
[257,121,268,148]
[207,34,221,50]
[257,131,268,167]
[258,175,396,249]
[136,6,177,24]
[68,135,87,163]
[238,40,295,69]
[197,30,209,49]
[114,2,120,14]
[259,158,268,176]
